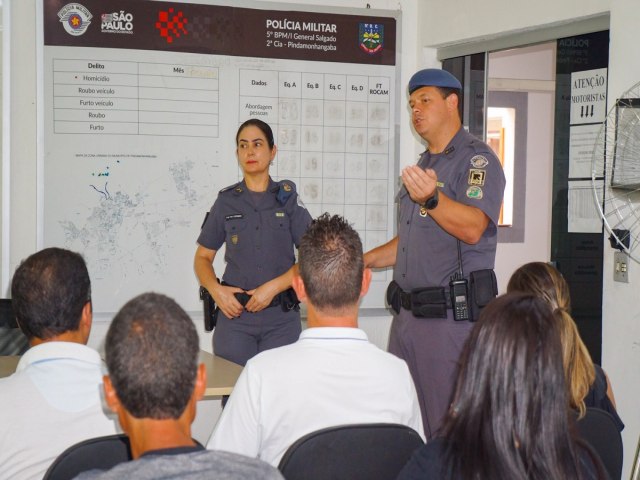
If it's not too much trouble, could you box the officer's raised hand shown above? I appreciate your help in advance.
[211,283,245,319]
[402,165,437,205]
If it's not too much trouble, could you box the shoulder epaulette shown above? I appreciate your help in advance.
[219,181,243,195]
[276,180,296,205]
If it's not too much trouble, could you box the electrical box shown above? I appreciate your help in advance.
[614,251,629,283]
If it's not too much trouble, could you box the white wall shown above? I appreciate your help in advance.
[4,0,37,295]
[603,0,640,475]
[418,0,609,49]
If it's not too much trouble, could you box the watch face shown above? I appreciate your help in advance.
[426,189,439,210]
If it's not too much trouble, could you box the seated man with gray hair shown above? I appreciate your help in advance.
[77,292,283,479]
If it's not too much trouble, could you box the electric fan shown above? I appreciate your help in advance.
[592,81,640,263]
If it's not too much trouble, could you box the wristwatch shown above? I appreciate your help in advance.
[423,188,439,210]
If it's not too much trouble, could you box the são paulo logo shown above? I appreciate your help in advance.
[58,3,92,36]
[358,23,384,55]
[101,10,134,34]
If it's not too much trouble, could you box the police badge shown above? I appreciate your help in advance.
[359,23,384,55]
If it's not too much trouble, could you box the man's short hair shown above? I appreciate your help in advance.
[105,292,199,420]
[11,247,91,339]
[298,213,363,311]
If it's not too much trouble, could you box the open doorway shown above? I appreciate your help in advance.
[444,43,557,291]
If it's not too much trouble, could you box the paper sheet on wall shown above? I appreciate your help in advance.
[568,179,603,233]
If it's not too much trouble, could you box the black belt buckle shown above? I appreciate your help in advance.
[234,292,251,307]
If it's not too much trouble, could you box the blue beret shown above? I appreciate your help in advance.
[408,69,462,94]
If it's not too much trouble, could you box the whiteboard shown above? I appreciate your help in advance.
[40,0,399,313]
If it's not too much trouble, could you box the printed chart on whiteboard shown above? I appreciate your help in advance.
[41,0,399,313]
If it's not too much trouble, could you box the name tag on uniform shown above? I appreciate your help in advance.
[225,214,243,220]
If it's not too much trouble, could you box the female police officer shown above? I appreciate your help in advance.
[194,119,312,366]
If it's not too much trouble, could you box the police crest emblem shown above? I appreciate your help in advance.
[231,234,239,245]
[58,3,93,36]
[359,23,384,55]
[470,155,489,168]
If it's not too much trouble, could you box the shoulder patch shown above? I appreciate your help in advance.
[470,155,489,169]
[219,181,243,194]
[276,180,297,205]
[468,169,486,186]
[466,186,483,199]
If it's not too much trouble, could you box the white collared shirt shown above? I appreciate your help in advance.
[0,342,119,480]
[207,327,425,466]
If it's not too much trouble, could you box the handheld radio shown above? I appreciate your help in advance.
[449,241,470,321]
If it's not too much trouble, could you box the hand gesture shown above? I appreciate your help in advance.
[402,165,438,205]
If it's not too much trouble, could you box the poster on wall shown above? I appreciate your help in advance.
[41,0,399,313]
[567,67,607,233]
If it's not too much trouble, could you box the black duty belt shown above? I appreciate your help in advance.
[221,281,300,311]
[387,280,450,318]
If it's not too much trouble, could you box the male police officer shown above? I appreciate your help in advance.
[364,69,505,439]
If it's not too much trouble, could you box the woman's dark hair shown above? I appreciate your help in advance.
[235,118,275,149]
[441,293,593,480]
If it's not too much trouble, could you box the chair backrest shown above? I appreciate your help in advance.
[0,299,28,355]
[576,407,624,480]
[43,434,133,480]
[277,423,424,480]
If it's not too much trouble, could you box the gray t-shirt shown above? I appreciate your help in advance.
[74,447,284,480]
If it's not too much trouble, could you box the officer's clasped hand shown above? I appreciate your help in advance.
[402,165,438,205]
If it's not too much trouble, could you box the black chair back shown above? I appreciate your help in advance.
[43,434,132,480]
[0,299,28,355]
[278,423,424,480]
[576,407,624,480]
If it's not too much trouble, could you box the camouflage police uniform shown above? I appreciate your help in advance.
[198,178,312,366]
[391,127,505,439]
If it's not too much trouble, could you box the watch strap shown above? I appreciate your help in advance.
[424,188,439,210]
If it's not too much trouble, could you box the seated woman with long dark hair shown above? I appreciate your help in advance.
[397,293,608,480]
[507,262,623,431]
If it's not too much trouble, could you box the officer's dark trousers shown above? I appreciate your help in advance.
[388,307,473,440]
[213,307,301,367]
